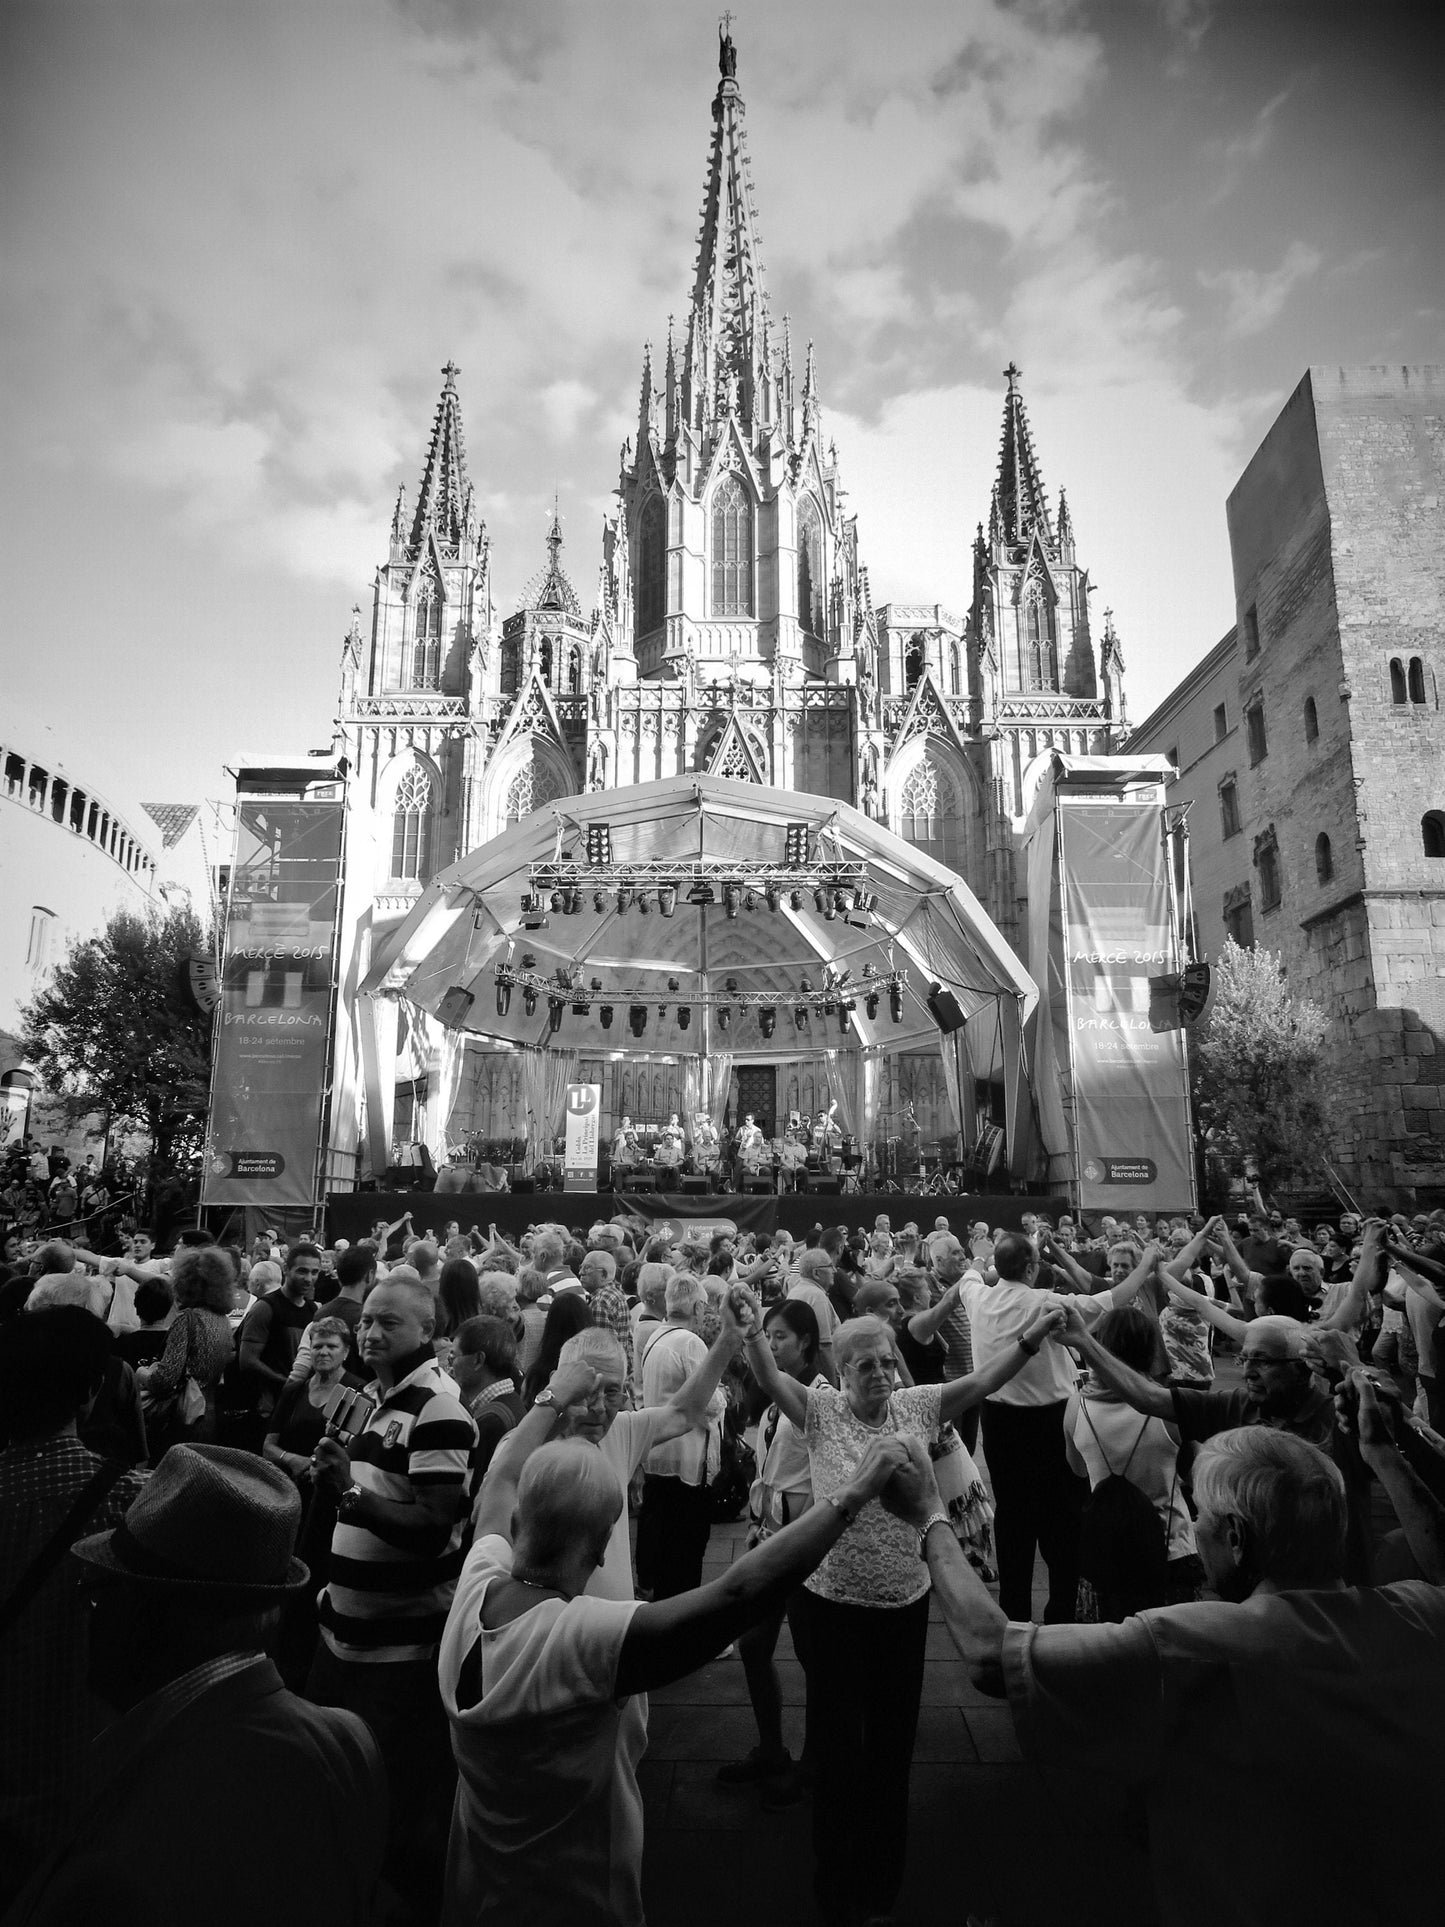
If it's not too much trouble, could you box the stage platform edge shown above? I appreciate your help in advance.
[326,1189,1069,1246]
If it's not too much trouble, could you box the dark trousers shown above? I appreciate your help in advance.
[980,1397,1085,1623]
[794,1587,930,1922]
[305,1642,453,1918]
[634,1473,713,1598]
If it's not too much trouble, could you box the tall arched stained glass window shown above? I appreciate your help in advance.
[392,765,434,880]
[637,494,666,636]
[898,753,965,873]
[410,585,441,689]
[710,475,754,617]
[797,495,824,637]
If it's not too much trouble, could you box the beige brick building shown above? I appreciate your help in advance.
[1132,365,1445,1205]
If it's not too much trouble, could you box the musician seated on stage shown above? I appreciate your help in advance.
[611,1117,640,1169]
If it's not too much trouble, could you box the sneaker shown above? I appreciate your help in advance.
[759,1763,806,1810]
[716,1746,792,1786]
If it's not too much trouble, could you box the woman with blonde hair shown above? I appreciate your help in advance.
[135,1244,238,1455]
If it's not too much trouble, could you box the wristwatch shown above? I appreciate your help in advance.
[337,1483,364,1521]
[533,1387,559,1410]
[918,1510,951,1558]
[826,1491,861,1526]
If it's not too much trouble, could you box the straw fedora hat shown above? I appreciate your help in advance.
[74,1444,309,1600]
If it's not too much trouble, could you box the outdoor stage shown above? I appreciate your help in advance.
[326,1188,1069,1245]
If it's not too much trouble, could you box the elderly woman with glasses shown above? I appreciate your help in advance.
[740,1287,1064,1927]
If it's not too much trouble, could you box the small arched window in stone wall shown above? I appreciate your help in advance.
[905,634,926,690]
[1423,812,1445,860]
[1390,658,1408,705]
[538,636,554,688]
[392,765,434,880]
[1315,832,1333,884]
[505,753,573,828]
[898,753,964,873]
[1303,696,1318,743]
[1408,657,1427,705]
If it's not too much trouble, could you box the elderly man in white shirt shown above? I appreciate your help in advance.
[951,1228,1157,1624]
[634,1274,727,1598]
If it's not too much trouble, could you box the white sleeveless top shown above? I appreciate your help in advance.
[1071,1395,1195,1560]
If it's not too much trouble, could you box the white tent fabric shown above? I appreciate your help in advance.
[362,774,1036,1084]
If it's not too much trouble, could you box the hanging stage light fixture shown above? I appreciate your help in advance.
[837,1005,851,1034]
[812,884,830,914]
[617,880,635,912]
[790,888,805,911]
[686,879,715,906]
[677,1005,691,1029]
[723,882,742,919]
[822,892,838,922]
[549,890,563,913]
[760,1006,776,1038]
[600,1005,614,1028]
[865,991,879,1020]
[765,882,781,912]
[566,887,583,916]
[636,891,651,914]
[785,822,809,866]
[628,1004,647,1038]
[890,983,904,1022]
[658,881,678,917]
[496,978,512,1017]
[794,1006,807,1030]
[717,1007,731,1031]
[523,986,537,1016]
[586,823,612,866]
[548,998,565,1034]
[593,890,607,914]
[743,887,757,913]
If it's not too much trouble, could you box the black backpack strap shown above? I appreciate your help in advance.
[0,1458,129,1644]
[1118,1415,1152,1482]
[1079,1398,1118,1477]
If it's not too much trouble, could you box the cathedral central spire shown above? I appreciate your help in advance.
[993,362,1055,552]
[680,23,771,435]
[410,361,471,553]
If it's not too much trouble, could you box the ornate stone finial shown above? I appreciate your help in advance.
[442,360,460,389]
[719,14,737,79]
[547,495,563,564]
[1004,360,1021,391]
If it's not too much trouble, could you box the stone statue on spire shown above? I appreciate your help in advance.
[719,15,737,79]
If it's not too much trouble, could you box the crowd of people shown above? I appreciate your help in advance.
[2,1195,1444,1926]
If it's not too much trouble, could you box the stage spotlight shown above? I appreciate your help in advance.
[723,882,742,919]
[865,991,879,1020]
[523,987,537,1016]
[617,881,635,912]
[760,1006,776,1038]
[548,998,564,1034]
[592,978,603,993]
[550,890,563,913]
[812,884,829,914]
[718,1007,731,1031]
[628,1004,647,1038]
[657,1005,668,1022]
[586,823,612,866]
[835,889,852,916]
[600,1005,614,1029]
[890,983,904,1022]
[637,891,651,914]
[785,822,809,866]
[744,887,757,913]
[659,882,678,918]
[822,893,838,922]
[677,1005,691,1030]
[790,888,805,911]
[687,880,715,906]
[593,890,607,914]
[566,887,583,916]
[765,882,781,912]
[794,1006,807,1031]
[522,954,537,970]
[838,1005,850,1034]
[496,979,512,1017]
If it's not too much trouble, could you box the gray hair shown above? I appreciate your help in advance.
[249,1260,283,1292]
[557,1328,627,1375]
[532,1230,566,1274]
[833,1314,893,1371]
[665,1273,707,1319]
[1191,1428,1346,1588]
[578,1249,617,1286]
[516,1439,624,1567]
[26,1274,106,1317]
[637,1263,671,1313]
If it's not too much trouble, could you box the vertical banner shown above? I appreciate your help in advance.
[563,1084,602,1191]
[0,1086,30,1156]
[1058,802,1195,1213]
[201,800,345,1209]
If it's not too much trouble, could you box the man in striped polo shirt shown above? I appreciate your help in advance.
[308,1268,476,1913]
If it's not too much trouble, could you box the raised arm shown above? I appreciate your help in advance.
[906,1279,962,1344]
[736,1290,809,1430]
[1343,1372,1445,1583]
[1316,1219,1388,1331]
[651,1295,748,1444]
[1038,1233,1093,1295]
[1212,1222,1254,1291]
[1106,1242,1166,1313]
[1388,1242,1445,1316]
[470,1357,601,1541]
[937,1301,1066,1425]
[1163,1276,1251,1346]
[1059,1302,1174,1420]
[883,1439,1008,1688]
[1162,1217,1222,1284]
[615,1436,911,1695]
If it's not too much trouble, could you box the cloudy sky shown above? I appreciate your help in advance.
[2,0,1440,824]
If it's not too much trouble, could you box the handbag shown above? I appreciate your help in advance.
[141,1312,207,1434]
[0,1458,128,1642]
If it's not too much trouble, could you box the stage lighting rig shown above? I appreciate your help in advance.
[658,881,678,917]
[586,823,612,866]
[785,822,809,866]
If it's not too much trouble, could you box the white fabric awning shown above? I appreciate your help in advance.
[361,774,1036,1060]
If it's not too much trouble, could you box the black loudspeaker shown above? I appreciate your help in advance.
[806,1174,843,1194]
[628,1171,657,1192]
[680,1174,709,1194]
[511,1177,536,1193]
[926,983,966,1033]
[437,986,475,1027]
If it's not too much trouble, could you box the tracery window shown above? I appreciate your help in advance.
[797,496,825,638]
[504,755,572,828]
[710,475,754,617]
[392,766,434,880]
[410,585,441,689]
[898,754,964,873]
[637,494,666,635]
[1023,592,1056,689]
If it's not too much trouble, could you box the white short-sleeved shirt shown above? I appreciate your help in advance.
[958,1271,1116,1406]
[803,1382,943,1607]
[785,1278,837,1346]
[439,1535,645,1927]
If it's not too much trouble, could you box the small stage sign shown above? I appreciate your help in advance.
[564,1084,602,1191]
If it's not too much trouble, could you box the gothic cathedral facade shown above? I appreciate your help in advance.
[334,31,1128,1161]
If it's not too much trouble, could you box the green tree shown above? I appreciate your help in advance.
[19,905,213,1169]
[1194,937,1331,1197]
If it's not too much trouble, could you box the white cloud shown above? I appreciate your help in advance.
[1200,241,1324,338]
